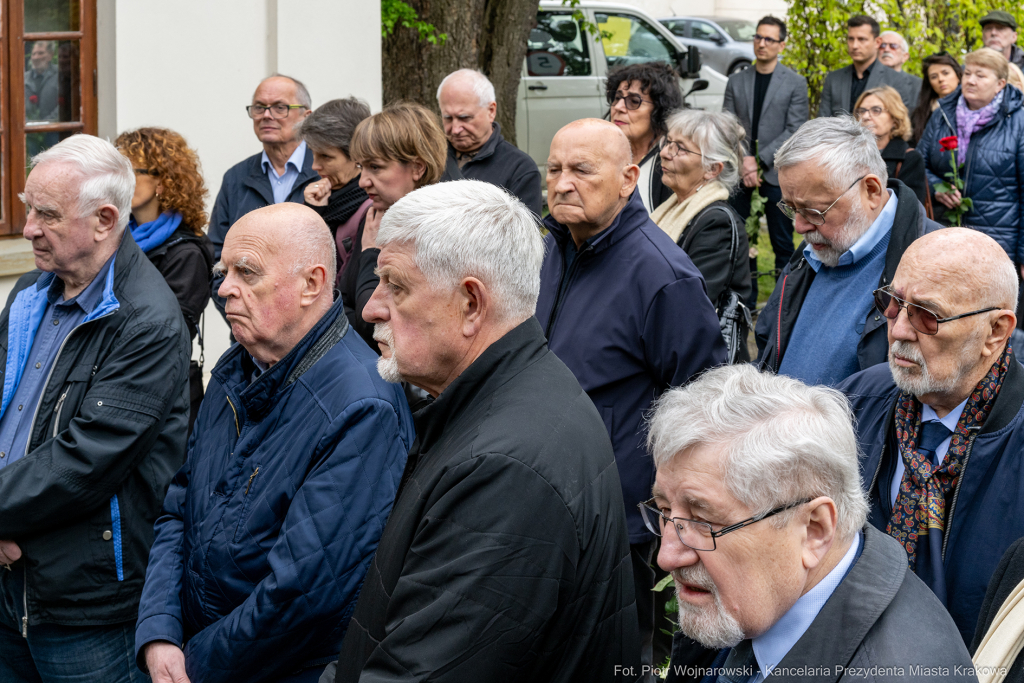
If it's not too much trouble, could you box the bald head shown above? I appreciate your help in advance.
[546,119,639,243]
[216,203,336,365]
[900,228,1017,311]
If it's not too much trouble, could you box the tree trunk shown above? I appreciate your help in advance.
[382,0,538,146]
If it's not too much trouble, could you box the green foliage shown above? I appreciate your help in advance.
[559,0,614,41]
[381,0,447,46]
[782,0,1024,114]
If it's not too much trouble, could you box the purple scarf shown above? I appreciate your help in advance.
[956,89,1005,164]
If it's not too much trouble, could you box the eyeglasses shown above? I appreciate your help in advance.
[777,175,866,226]
[872,286,1000,335]
[133,168,159,176]
[663,138,702,158]
[638,498,812,551]
[246,103,307,119]
[879,42,903,51]
[753,34,783,44]
[609,92,652,110]
[855,106,886,117]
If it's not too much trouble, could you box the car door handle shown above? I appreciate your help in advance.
[528,84,548,91]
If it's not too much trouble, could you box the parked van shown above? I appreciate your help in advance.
[515,0,727,179]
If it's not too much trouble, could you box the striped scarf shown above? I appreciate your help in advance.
[887,343,1012,569]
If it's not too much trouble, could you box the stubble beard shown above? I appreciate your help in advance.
[804,205,873,268]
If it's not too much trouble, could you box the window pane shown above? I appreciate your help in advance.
[527,13,591,77]
[25,0,80,32]
[25,40,79,123]
[717,19,755,42]
[27,130,74,166]
[691,21,721,42]
[596,13,675,70]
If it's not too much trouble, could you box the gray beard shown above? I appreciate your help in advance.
[804,207,873,268]
[373,322,403,384]
[888,338,979,397]
[673,564,745,649]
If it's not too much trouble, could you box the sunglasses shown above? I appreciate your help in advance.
[873,286,999,335]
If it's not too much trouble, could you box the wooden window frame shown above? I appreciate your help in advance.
[4,0,97,235]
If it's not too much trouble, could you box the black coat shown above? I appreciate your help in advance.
[755,179,941,374]
[880,137,928,209]
[336,217,377,349]
[677,200,751,304]
[0,230,190,625]
[972,536,1024,683]
[329,318,641,682]
[442,123,543,215]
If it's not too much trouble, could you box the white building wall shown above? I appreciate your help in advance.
[0,0,383,369]
[626,0,786,22]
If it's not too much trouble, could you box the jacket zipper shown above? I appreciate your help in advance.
[546,244,593,337]
[226,395,240,437]
[21,565,28,637]
[51,388,69,439]
[244,466,259,494]
[941,431,978,561]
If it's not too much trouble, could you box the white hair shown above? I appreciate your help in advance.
[665,108,747,193]
[377,179,544,323]
[880,30,909,52]
[647,364,869,541]
[31,134,135,232]
[774,116,888,192]
[436,69,496,107]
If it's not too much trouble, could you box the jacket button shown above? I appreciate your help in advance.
[97,401,103,407]
[874,315,881,321]
[34,363,41,369]
[102,530,112,541]
[17,406,21,411]
[51,319,58,326]
[0,453,5,459]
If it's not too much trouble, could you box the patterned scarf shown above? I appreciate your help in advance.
[887,343,1013,569]
[956,89,1004,165]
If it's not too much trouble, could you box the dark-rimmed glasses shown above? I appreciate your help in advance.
[609,92,652,110]
[246,103,307,119]
[777,175,866,226]
[638,498,811,551]
[663,138,702,158]
[855,106,886,117]
[873,286,1000,335]
[753,34,782,45]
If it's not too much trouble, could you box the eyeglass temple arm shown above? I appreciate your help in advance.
[935,307,1001,323]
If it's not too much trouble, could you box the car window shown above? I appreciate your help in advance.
[660,19,686,37]
[527,13,592,76]
[716,19,755,42]
[595,12,676,70]
[691,21,722,42]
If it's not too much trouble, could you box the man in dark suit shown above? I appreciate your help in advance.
[724,15,808,279]
[819,15,917,117]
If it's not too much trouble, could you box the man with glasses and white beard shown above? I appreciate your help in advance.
[647,364,974,682]
[755,116,941,386]
[839,228,1024,648]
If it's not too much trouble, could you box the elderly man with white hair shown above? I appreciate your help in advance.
[650,364,975,682]
[878,31,923,100]
[840,228,1024,648]
[0,134,190,682]
[322,179,640,683]
[436,68,542,214]
[136,203,414,683]
[755,115,942,386]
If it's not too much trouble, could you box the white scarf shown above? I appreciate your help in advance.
[651,181,731,244]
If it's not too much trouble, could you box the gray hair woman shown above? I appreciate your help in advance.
[651,108,751,306]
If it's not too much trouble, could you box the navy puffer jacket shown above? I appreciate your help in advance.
[917,85,1024,264]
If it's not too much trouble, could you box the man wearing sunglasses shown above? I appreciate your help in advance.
[839,229,1024,647]
[208,74,317,322]
[755,116,941,386]
[649,364,974,682]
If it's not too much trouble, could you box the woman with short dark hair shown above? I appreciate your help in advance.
[605,61,683,212]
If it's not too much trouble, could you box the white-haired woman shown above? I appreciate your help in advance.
[651,109,751,306]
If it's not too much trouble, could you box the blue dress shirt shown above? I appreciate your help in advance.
[803,189,897,273]
[260,140,307,204]
[0,255,114,467]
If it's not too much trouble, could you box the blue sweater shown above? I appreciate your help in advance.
[779,230,891,386]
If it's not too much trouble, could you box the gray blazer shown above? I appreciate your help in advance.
[723,63,809,185]
[819,60,918,118]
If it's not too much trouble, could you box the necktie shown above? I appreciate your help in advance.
[918,420,953,463]
[717,640,758,683]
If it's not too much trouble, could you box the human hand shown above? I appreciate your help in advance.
[742,155,761,188]
[361,206,383,251]
[934,188,962,209]
[304,179,332,207]
[145,641,190,683]
[0,540,21,566]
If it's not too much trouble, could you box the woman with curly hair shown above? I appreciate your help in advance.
[605,61,684,212]
[116,127,214,433]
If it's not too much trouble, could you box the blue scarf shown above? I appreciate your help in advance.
[129,212,182,253]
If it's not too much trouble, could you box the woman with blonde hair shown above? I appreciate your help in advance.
[854,85,929,208]
[116,127,213,432]
[340,101,447,346]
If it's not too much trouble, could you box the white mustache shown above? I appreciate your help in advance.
[673,563,717,593]
[890,340,924,364]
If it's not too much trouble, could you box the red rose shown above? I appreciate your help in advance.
[28,95,38,105]
[939,136,958,152]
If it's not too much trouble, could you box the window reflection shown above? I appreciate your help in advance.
[24,0,80,33]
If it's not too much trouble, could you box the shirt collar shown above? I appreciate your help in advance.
[804,189,897,272]
[47,251,116,313]
[751,530,863,679]
[857,59,875,80]
[261,140,307,178]
[922,397,969,431]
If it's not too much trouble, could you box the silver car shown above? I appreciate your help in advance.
[659,16,756,75]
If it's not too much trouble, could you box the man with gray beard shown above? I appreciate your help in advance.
[647,364,974,683]
[839,228,1024,648]
[755,116,941,386]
